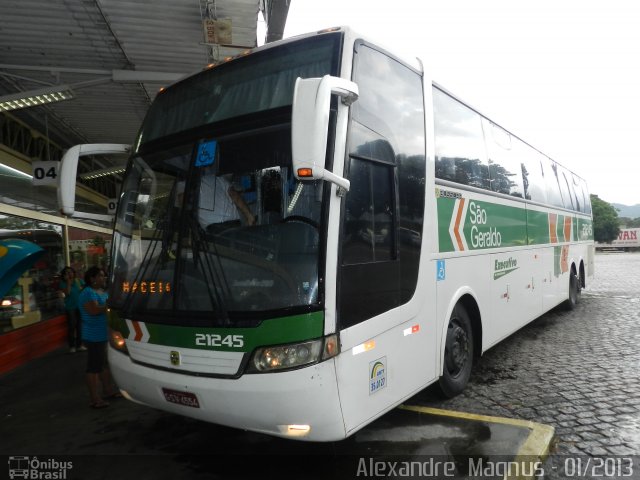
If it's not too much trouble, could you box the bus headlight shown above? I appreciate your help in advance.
[248,334,339,373]
[109,328,129,355]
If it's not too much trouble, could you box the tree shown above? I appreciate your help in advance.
[618,216,640,228]
[591,194,620,243]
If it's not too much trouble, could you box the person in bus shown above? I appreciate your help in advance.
[198,172,256,233]
[58,266,86,354]
[78,266,121,408]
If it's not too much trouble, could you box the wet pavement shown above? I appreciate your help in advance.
[0,342,550,479]
[2,252,639,479]
[415,252,640,459]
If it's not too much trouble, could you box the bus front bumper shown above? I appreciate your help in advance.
[108,346,346,441]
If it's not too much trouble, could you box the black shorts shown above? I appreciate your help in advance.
[85,341,108,373]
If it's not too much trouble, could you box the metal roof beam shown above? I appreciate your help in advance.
[0,64,186,83]
[263,0,290,43]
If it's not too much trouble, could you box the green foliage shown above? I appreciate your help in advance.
[591,194,620,243]
[618,216,640,228]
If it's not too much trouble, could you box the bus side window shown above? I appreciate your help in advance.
[519,146,547,203]
[342,158,394,264]
[563,170,578,212]
[433,88,490,190]
[556,165,573,210]
[572,174,584,213]
[580,179,592,214]
[542,156,564,209]
[483,120,525,198]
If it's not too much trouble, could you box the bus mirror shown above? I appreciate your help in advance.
[58,143,130,218]
[292,75,358,192]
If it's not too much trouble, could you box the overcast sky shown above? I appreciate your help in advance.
[283,0,640,206]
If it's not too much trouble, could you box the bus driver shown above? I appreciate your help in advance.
[198,173,256,233]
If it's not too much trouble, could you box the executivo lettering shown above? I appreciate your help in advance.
[494,257,518,280]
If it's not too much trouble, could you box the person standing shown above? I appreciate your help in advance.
[59,267,86,353]
[78,266,120,408]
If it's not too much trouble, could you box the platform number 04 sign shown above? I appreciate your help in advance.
[31,161,59,186]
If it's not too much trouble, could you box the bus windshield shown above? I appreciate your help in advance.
[109,34,342,326]
[111,128,324,325]
[137,33,342,146]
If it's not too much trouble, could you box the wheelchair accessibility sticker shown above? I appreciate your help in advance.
[195,139,217,167]
[437,259,446,281]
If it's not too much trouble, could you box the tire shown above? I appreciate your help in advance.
[563,271,580,311]
[436,304,474,398]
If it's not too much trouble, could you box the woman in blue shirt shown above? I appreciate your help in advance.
[59,266,85,353]
[79,266,120,408]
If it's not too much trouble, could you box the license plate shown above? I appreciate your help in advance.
[162,388,200,408]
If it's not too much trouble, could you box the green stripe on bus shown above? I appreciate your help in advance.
[527,210,549,246]
[436,195,456,252]
[108,311,324,352]
[463,199,528,249]
[436,190,593,253]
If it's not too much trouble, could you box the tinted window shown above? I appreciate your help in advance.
[343,158,394,264]
[340,42,426,328]
[483,120,525,198]
[561,170,576,211]
[349,122,395,164]
[433,88,489,189]
[572,175,585,213]
[542,157,564,208]
[519,145,547,203]
[556,164,572,210]
[580,178,592,214]
[139,33,341,146]
[351,44,425,161]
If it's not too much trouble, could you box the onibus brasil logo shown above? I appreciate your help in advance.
[8,456,72,479]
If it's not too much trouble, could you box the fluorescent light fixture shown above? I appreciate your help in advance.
[79,166,126,180]
[0,163,32,179]
[0,84,74,112]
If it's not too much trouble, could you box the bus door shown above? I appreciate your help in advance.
[334,153,435,434]
[332,41,434,435]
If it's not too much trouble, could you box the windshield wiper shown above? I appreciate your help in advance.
[190,219,232,326]
[120,222,164,316]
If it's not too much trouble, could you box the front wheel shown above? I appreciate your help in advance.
[437,304,474,398]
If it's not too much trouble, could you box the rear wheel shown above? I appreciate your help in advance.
[437,304,474,398]
[563,271,580,310]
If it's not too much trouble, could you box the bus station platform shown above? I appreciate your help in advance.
[1,347,553,479]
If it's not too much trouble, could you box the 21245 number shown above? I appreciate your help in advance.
[195,333,244,348]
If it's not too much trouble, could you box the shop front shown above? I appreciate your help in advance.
[0,148,112,374]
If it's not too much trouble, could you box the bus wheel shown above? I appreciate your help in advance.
[437,305,474,398]
[563,271,580,311]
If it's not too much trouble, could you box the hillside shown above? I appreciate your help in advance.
[613,203,640,218]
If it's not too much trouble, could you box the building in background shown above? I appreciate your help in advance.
[0,0,289,374]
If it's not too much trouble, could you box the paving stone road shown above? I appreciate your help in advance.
[3,252,639,480]
[416,251,640,459]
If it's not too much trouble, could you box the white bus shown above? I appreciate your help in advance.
[65,27,594,441]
